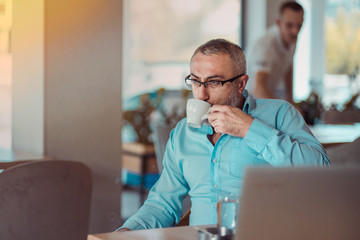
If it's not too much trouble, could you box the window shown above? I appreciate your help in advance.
[0,0,12,148]
[294,0,360,108]
[323,0,360,108]
[294,0,360,110]
[122,0,242,102]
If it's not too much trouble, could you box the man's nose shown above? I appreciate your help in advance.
[292,26,301,35]
[196,85,209,101]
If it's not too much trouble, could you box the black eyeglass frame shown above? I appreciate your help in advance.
[184,74,244,89]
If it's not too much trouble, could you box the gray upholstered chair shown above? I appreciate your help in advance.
[0,160,92,240]
[152,122,172,173]
[326,137,360,166]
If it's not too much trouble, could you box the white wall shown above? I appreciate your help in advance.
[243,0,267,52]
[12,0,123,234]
[266,0,286,28]
[44,0,123,233]
[308,0,325,83]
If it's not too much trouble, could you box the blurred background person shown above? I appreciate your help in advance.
[247,1,304,106]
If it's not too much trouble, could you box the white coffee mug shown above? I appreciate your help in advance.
[186,99,212,128]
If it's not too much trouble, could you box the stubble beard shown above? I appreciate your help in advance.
[224,84,242,108]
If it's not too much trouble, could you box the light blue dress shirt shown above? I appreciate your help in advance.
[121,91,330,230]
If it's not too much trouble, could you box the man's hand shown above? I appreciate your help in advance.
[117,228,131,232]
[207,105,254,138]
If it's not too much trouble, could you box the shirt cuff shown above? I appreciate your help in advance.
[120,217,146,231]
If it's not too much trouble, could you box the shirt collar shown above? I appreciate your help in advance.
[242,89,256,115]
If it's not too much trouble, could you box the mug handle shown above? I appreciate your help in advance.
[201,107,212,120]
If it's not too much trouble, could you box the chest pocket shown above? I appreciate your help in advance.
[230,141,266,177]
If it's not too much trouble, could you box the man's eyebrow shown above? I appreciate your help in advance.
[190,74,225,80]
[189,73,199,79]
[207,75,225,80]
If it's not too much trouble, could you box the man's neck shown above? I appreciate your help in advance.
[281,37,290,49]
[208,132,222,146]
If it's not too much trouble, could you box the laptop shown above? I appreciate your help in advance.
[235,166,360,240]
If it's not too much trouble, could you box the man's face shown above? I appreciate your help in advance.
[189,53,247,107]
[277,9,304,46]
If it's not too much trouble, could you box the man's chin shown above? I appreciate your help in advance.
[289,37,298,44]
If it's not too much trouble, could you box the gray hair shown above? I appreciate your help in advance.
[191,38,246,75]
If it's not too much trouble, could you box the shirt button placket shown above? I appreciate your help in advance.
[212,158,218,191]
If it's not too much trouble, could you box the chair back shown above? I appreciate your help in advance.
[0,160,92,240]
[326,137,360,166]
[151,123,172,172]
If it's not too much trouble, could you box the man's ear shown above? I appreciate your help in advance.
[238,75,249,93]
[276,18,281,27]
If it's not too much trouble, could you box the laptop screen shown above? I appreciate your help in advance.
[235,166,360,240]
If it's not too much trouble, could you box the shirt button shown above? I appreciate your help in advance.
[214,204,217,207]
[213,184,217,188]
[204,137,207,141]
[213,159,216,163]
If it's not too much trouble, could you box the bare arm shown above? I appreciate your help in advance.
[117,228,131,232]
[252,71,277,99]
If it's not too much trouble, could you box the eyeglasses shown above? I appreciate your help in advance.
[184,74,244,90]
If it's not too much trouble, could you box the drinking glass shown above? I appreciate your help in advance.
[217,193,240,238]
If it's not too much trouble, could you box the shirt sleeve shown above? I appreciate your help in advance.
[119,129,189,230]
[244,103,330,166]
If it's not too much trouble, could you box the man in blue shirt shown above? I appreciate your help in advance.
[118,39,330,231]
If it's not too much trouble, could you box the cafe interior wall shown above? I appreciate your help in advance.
[12,0,123,234]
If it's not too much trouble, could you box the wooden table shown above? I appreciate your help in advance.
[0,146,53,169]
[309,123,360,148]
[88,225,207,240]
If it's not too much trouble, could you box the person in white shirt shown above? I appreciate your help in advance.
[247,1,304,105]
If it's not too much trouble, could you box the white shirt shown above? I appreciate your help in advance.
[246,25,296,100]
